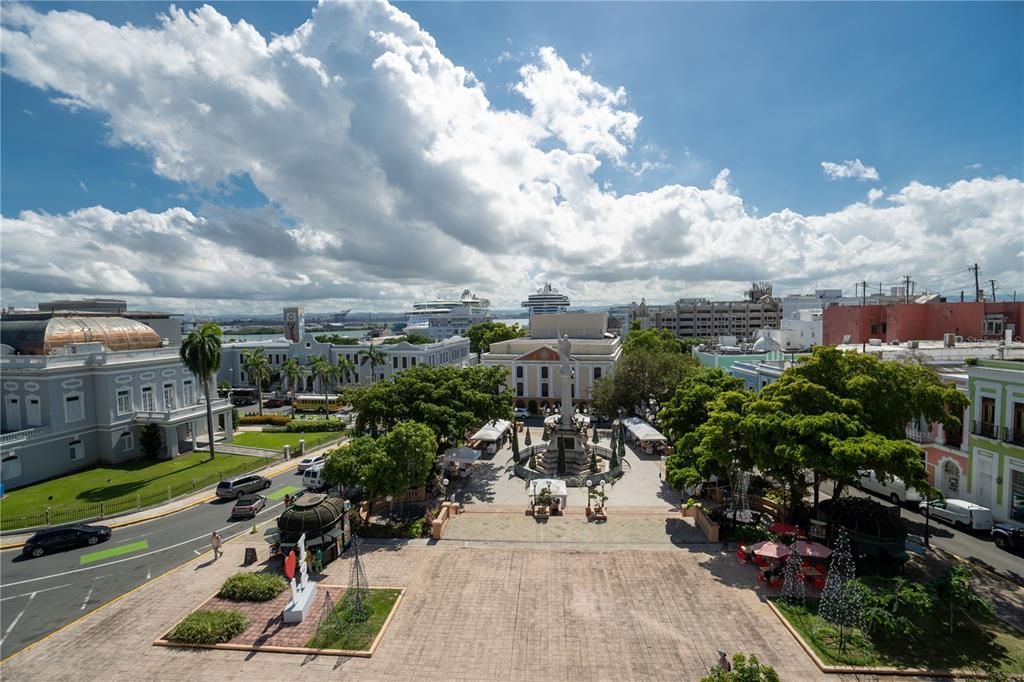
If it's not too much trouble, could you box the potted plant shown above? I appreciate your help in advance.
[534,485,553,517]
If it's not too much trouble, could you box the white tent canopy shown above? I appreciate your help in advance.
[622,416,667,442]
[529,478,568,508]
[444,446,482,465]
[471,419,513,442]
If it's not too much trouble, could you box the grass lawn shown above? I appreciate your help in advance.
[306,588,401,651]
[775,599,1024,674]
[230,431,344,451]
[0,452,267,519]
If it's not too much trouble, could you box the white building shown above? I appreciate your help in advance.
[0,315,232,489]
[219,332,472,391]
[781,287,907,319]
[481,313,622,414]
[752,308,823,352]
[405,289,492,341]
[522,283,571,322]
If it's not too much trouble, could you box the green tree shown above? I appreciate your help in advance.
[337,356,357,387]
[180,322,223,460]
[358,343,386,383]
[140,424,162,458]
[310,357,331,402]
[855,577,934,640]
[591,351,694,418]
[680,390,756,484]
[380,421,437,494]
[933,565,993,635]
[314,334,360,345]
[345,364,512,451]
[323,436,380,489]
[393,331,434,345]
[622,327,684,355]
[658,367,745,444]
[465,321,527,354]
[280,358,304,400]
[241,347,272,415]
[701,653,780,682]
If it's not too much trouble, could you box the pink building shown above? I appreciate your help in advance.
[823,302,1023,346]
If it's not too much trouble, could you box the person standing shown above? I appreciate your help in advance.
[211,530,223,560]
[716,649,732,672]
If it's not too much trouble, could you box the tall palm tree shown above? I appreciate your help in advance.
[241,347,272,416]
[180,322,223,460]
[359,343,386,383]
[337,357,357,387]
[280,358,303,402]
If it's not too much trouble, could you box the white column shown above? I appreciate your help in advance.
[223,410,233,443]
[191,422,198,450]
[165,426,179,458]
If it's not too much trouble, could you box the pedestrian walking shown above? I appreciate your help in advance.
[211,530,223,560]
[716,649,732,672]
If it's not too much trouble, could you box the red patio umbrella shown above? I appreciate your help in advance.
[750,540,792,559]
[791,540,832,559]
[768,522,799,535]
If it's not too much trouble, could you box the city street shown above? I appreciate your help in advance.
[0,466,306,659]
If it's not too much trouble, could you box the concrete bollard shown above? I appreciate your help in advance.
[299,439,306,456]
[283,444,291,459]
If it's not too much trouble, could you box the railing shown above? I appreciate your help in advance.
[0,457,269,533]
[0,426,52,445]
[972,421,997,439]
[133,399,232,424]
[904,425,934,444]
[1003,427,1024,448]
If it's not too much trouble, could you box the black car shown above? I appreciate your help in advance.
[992,521,1024,553]
[22,524,112,558]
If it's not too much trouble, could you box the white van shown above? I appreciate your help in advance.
[919,498,995,531]
[302,466,326,491]
[857,470,923,505]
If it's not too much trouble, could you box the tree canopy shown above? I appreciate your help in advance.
[622,328,686,356]
[322,422,437,502]
[465,321,528,354]
[591,350,694,417]
[344,364,512,451]
[658,367,745,444]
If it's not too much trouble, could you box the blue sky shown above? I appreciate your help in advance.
[1,1,1021,312]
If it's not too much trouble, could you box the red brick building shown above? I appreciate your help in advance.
[823,302,1023,346]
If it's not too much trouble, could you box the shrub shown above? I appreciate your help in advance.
[732,525,777,545]
[140,423,162,458]
[701,653,780,681]
[238,415,291,426]
[218,572,288,602]
[855,577,933,639]
[354,518,426,539]
[167,609,248,644]
[286,419,345,433]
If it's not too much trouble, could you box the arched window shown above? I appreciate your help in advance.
[943,461,960,494]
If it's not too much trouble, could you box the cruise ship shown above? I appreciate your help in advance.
[521,283,571,320]
[405,289,492,340]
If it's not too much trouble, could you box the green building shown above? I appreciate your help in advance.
[966,358,1024,522]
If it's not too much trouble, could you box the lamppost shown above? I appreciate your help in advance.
[386,495,393,522]
[923,491,931,549]
[731,456,739,534]
[586,479,593,513]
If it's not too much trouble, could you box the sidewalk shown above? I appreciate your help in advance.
[0,436,347,550]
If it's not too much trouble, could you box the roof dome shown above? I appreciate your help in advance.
[0,317,163,355]
[277,494,347,541]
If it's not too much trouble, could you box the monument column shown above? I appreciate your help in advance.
[558,335,573,429]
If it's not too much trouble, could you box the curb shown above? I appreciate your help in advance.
[765,599,991,679]
[0,455,305,551]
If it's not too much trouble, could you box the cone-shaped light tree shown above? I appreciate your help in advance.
[817,528,864,653]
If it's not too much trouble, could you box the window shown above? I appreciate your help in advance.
[64,393,84,423]
[411,357,416,366]
[1010,469,1024,521]
[5,396,20,431]
[141,386,155,412]
[69,440,84,461]
[393,357,399,369]
[163,383,176,411]
[516,366,524,379]
[594,367,602,381]
[183,381,195,406]
[116,388,132,415]
[541,367,549,379]
[984,315,1004,336]
[981,397,996,425]
[402,357,408,369]
[26,397,41,427]
[516,383,524,397]
[541,384,549,398]
[121,432,134,452]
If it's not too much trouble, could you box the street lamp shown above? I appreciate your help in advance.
[386,494,393,521]
[586,479,593,513]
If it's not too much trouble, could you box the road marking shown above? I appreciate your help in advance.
[0,584,71,602]
[80,540,149,565]
[193,549,200,556]
[146,568,151,580]
[2,504,283,588]
[267,485,300,501]
[115,532,153,544]
[0,592,35,647]
[80,586,93,610]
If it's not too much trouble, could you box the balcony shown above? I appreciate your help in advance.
[0,426,52,446]
[904,425,935,444]
[133,399,232,426]
[1003,427,1024,448]
[972,421,998,440]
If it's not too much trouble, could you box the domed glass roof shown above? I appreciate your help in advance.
[0,316,163,355]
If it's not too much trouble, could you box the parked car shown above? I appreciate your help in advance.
[297,454,326,473]
[857,469,923,505]
[513,407,530,419]
[216,474,272,499]
[264,398,286,408]
[22,524,112,558]
[918,498,995,531]
[992,520,1024,553]
[302,465,327,491]
[231,494,267,518]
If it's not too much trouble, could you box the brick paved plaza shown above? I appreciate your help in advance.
[1,534,839,681]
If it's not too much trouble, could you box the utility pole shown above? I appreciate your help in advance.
[969,263,981,302]
[903,275,912,303]
[989,279,997,302]
[860,280,868,306]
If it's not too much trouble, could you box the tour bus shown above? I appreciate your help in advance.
[292,394,344,413]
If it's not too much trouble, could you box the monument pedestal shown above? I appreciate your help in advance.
[283,582,318,623]
[538,426,592,476]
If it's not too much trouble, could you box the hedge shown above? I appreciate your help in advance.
[167,609,249,644]
[218,572,288,602]
[238,415,291,426]
[286,419,345,433]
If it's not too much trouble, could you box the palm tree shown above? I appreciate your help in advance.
[280,358,303,402]
[310,356,330,397]
[359,343,386,383]
[337,357,357,387]
[241,347,272,416]
[180,322,223,460]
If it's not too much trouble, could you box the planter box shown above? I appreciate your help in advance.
[682,505,700,518]
[533,505,550,518]
[694,506,720,542]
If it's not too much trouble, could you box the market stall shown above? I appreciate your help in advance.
[444,446,482,478]
[529,478,568,512]
[621,417,668,455]
[470,419,513,455]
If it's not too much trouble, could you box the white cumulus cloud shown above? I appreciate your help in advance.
[821,159,881,181]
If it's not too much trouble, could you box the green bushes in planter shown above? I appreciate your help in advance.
[286,419,345,433]
[238,415,291,426]
[167,609,249,644]
[218,572,288,602]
